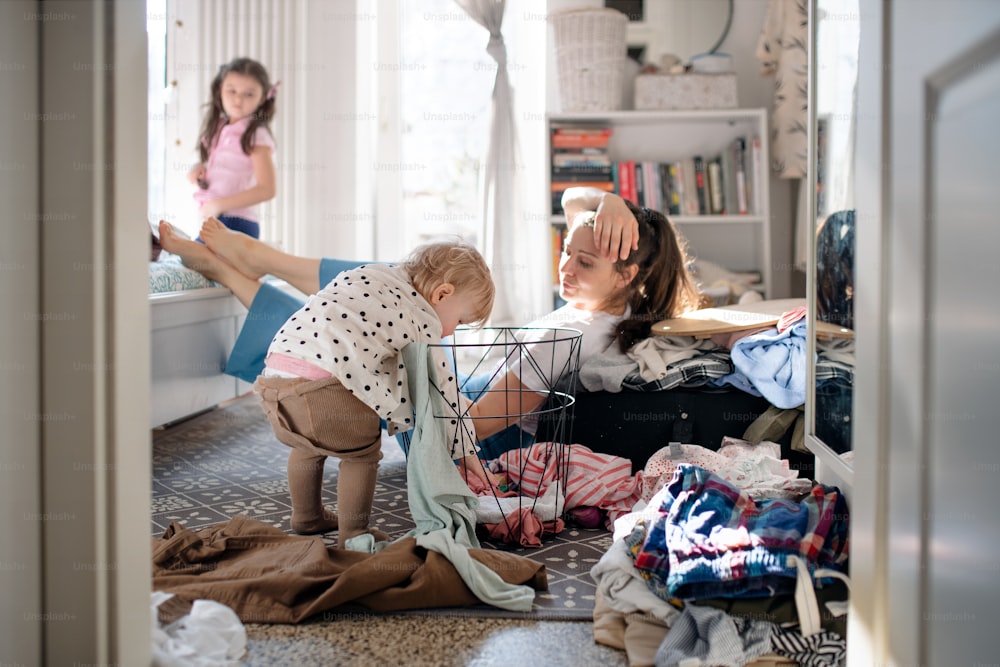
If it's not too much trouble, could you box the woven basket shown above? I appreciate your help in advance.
[549,7,628,112]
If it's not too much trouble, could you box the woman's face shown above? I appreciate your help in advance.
[558,222,634,312]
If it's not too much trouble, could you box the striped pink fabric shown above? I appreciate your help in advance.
[498,443,643,526]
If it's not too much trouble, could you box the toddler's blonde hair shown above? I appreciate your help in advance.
[403,240,495,327]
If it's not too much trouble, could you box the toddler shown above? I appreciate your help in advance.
[253,241,497,546]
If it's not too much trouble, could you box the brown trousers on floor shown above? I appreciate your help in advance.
[253,375,383,542]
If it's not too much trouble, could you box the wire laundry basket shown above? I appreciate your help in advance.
[549,7,629,112]
[402,326,582,543]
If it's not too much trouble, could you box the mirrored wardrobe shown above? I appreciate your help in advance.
[805,0,859,489]
[810,0,1000,664]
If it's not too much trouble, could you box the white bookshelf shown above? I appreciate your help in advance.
[547,108,772,302]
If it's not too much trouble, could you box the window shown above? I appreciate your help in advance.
[147,0,167,227]
[374,0,492,258]
[371,1,550,320]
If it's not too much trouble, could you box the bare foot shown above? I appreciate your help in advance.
[157,220,230,282]
[200,217,266,280]
[290,508,340,535]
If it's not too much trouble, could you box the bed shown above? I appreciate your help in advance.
[535,298,850,478]
[149,255,302,428]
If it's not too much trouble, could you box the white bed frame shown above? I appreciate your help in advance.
[150,286,251,427]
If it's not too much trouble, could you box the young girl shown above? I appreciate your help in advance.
[252,241,500,546]
[189,57,277,239]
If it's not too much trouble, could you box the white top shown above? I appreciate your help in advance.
[503,304,622,435]
[264,264,475,457]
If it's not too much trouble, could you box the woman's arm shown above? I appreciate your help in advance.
[467,369,548,441]
[561,187,639,260]
[199,145,277,218]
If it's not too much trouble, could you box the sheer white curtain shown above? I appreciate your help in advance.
[453,0,522,325]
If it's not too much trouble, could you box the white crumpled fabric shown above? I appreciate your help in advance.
[151,592,247,667]
[473,482,566,524]
[641,438,813,503]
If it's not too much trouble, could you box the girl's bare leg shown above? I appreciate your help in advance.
[200,217,322,295]
[158,221,262,309]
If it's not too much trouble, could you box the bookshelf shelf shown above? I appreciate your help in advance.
[546,108,773,306]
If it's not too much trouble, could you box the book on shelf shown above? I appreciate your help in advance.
[748,136,763,216]
[550,126,612,149]
[550,181,615,214]
[551,167,614,181]
[552,152,612,168]
[720,147,739,216]
[642,161,661,212]
[550,126,613,135]
[680,158,699,216]
[668,161,683,216]
[662,163,680,216]
[693,156,709,215]
[707,156,725,215]
[733,137,749,215]
[634,162,645,209]
[550,180,616,191]
[617,160,637,206]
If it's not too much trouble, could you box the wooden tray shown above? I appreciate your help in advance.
[652,298,854,339]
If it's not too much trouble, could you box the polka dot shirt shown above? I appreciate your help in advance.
[264,264,475,455]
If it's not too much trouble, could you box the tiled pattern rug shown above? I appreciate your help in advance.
[152,395,613,620]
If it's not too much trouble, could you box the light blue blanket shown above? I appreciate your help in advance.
[401,343,536,612]
[729,321,808,409]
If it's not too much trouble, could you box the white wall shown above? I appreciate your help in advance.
[723,0,797,298]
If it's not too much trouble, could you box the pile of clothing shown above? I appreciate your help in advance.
[592,445,850,667]
[461,442,643,546]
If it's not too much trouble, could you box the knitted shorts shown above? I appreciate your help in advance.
[253,375,382,463]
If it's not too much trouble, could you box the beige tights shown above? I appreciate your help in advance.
[287,449,339,535]
[335,457,390,546]
[286,449,389,547]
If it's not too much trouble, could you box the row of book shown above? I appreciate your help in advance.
[549,125,764,218]
[549,125,613,215]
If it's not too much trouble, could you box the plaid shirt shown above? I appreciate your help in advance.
[622,351,734,392]
[628,464,849,600]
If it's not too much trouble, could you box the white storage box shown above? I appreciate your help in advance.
[634,73,738,111]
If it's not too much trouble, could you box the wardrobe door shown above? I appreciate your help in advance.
[875,2,1000,664]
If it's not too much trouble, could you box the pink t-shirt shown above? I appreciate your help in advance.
[193,116,276,222]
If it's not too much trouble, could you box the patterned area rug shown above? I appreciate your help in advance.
[152,395,612,620]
